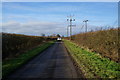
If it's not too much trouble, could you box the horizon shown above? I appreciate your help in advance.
[1,2,118,36]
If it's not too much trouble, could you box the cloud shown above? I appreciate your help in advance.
[2,20,117,36]
[2,2,118,36]
[2,3,84,14]
[2,21,67,36]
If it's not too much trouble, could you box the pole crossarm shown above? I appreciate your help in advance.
[83,20,89,33]
[68,25,76,27]
[67,15,76,40]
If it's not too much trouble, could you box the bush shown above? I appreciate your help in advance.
[2,33,54,60]
[69,29,119,62]
[64,40,120,78]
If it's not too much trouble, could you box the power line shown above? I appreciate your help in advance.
[112,20,118,28]
[67,15,76,40]
[81,25,84,29]
[67,26,69,37]
[83,20,88,33]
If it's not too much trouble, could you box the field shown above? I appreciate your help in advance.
[3,41,54,77]
[2,33,55,60]
[69,29,119,62]
[2,33,55,77]
[2,29,119,78]
[64,39,120,78]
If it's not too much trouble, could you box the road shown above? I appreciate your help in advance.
[7,42,80,79]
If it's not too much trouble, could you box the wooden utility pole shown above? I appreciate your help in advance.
[83,20,88,33]
[67,26,69,37]
[67,15,76,40]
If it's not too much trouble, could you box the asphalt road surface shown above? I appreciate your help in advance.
[7,42,80,79]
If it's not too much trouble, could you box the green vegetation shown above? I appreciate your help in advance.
[69,29,119,62]
[64,39,120,78]
[2,33,56,60]
[2,41,54,78]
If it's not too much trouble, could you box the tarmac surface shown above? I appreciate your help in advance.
[7,42,80,79]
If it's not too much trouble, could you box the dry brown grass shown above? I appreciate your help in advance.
[2,33,55,60]
[68,29,119,62]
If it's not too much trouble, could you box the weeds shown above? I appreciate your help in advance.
[2,41,54,78]
[64,39,120,78]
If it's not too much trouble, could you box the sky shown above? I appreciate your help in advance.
[1,2,118,36]
[1,0,120,2]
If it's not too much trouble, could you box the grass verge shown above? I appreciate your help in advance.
[2,41,55,78]
[64,39,120,78]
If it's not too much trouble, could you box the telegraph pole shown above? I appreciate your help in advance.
[67,26,69,37]
[83,20,88,33]
[67,15,75,40]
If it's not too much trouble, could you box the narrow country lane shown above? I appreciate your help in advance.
[6,42,81,79]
